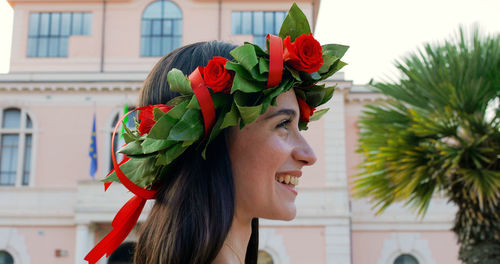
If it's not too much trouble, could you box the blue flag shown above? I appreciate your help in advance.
[89,114,98,178]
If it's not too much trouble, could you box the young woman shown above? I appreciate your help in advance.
[134,41,316,264]
[85,4,347,264]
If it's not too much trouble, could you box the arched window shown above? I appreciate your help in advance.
[258,250,274,264]
[394,254,419,264]
[108,108,137,172]
[0,108,33,186]
[141,0,182,57]
[0,250,14,264]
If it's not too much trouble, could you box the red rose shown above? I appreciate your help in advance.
[283,33,324,73]
[201,56,234,94]
[296,96,315,122]
[138,104,173,135]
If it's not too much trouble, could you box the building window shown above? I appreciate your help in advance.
[27,12,92,57]
[394,254,419,264]
[0,108,33,186]
[0,250,14,264]
[141,0,182,57]
[257,250,274,264]
[108,108,137,172]
[231,11,286,48]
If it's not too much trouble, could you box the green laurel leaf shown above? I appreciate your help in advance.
[221,102,239,130]
[309,108,329,121]
[167,68,194,95]
[321,86,336,105]
[231,73,264,93]
[155,143,188,166]
[167,108,203,142]
[318,54,338,74]
[118,140,144,155]
[303,84,326,107]
[258,57,269,74]
[153,107,168,121]
[322,44,349,60]
[121,122,138,143]
[234,92,262,126]
[141,138,176,154]
[229,44,259,71]
[279,3,311,42]
[148,100,188,139]
[101,156,156,188]
[201,101,232,159]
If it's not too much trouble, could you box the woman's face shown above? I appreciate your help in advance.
[227,89,317,221]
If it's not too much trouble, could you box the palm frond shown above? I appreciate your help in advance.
[353,25,500,217]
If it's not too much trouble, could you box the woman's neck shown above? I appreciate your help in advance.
[212,214,252,264]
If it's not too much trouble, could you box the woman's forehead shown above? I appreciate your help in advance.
[261,89,299,118]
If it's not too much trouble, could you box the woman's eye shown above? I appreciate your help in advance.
[276,119,292,129]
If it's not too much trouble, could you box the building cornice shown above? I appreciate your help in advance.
[0,72,148,92]
[0,187,75,226]
[0,72,148,82]
[74,181,351,226]
[0,72,352,93]
[8,0,133,6]
[344,84,387,103]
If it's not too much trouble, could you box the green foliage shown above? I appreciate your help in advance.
[167,69,193,95]
[167,108,203,141]
[353,26,500,264]
[103,2,348,194]
[309,108,329,121]
[229,44,259,71]
[279,3,311,42]
[102,156,157,188]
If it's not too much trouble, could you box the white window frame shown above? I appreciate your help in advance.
[0,107,36,187]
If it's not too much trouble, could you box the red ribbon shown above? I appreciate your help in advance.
[85,67,217,263]
[85,109,156,264]
[189,67,216,136]
[266,34,284,88]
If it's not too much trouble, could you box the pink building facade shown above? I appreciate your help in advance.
[0,0,460,263]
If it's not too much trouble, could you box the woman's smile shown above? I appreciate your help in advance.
[275,170,302,195]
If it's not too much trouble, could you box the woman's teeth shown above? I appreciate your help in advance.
[275,175,299,186]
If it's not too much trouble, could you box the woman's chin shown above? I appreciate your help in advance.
[265,206,297,221]
[281,212,296,221]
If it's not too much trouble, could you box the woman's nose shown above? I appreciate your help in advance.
[292,133,317,166]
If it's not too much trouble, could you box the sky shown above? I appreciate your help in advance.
[1,0,500,84]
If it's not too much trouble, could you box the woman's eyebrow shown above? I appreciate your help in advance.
[264,108,297,120]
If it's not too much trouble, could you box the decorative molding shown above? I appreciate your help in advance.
[351,198,456,231]
[345,92,387,103]
[0,188,75,226]
[0,72,147,92]
[378,233,436,264]
[0,73,351,93]
[259,228,290,264]
[0,82,143,92]
[76,181,350,226]
[0,228,31,264]
[0,72,148,82]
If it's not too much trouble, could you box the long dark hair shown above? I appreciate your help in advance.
[134,42,259,264]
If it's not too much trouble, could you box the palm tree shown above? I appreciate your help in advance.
[353,26,500,264]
